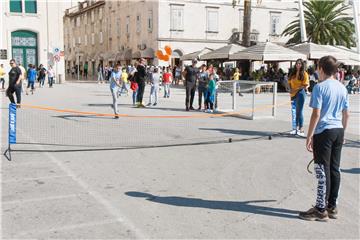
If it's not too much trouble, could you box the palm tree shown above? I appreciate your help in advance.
[233,0,252,47]
[282,0,355,47]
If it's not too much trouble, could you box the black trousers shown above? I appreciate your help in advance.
[198,87,206,108]
[185,83,196,108]
[136,81,145,103]
[313,128,344,208]
[6,84,22,104]
[0,78,5,89]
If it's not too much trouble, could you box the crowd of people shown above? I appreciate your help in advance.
[1,59,56,106]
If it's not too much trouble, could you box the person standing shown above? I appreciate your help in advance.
[204,73,216,113]
[0,63,6,89]
[232,67,241,80]
[135,58,147,107]
[47,65,55,88]
[119,68,129,96]
[97,63,104,84]
[84,61,88,79]
[148,67,161,106]
[109,64,122,119]
[288,59,309,137]
[162,67,172,98]
[6,59,22,105]
[198,64,208,110]
[26,64,37,95]
[183,59,199,111]
[299,56,350,221]
[38,64,46,88]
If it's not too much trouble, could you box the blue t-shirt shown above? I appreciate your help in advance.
[309,79,349,135]
[27,69,37,83]
[110,71,121,89]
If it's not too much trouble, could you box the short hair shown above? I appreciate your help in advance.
[318,56,339,76]
[10,59,16,63]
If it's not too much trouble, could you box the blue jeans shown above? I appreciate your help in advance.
[295,89,306,129]
[132,90,138,105]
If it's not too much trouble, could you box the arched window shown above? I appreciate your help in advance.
[11,30,38,67]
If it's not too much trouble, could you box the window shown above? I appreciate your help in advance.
[136,15,141,33]
[99,32,103,44]
[126,16,130,34]
[206,8,218,33]
[91,33,95,45]
[10,0,22,13]
[148,10,153,32]
[25,0,37,13]
[99,8,103,19]
[73,38,76,47]
[170,5,184,31]
[270,12,281,35]
[78,37,81,44]
[76,17,81,27]
[91,10,94,23]
[116,18,120,37]
[84,35,87,46]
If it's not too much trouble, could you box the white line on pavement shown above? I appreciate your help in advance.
[2,193,84,205]
[1,174,70,184]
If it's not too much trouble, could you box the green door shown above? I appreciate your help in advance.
[11,30,38,67]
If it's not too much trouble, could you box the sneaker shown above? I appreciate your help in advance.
[297,131,305,137]
[153,103,157,106]
[147,103,152,106]
[205,109,212,113]
[114,115,119,119]
[290,129,297,135]
[189,106,195,110]
[185,107,189,111]
[299,207,329,222]
[327,207,338,219]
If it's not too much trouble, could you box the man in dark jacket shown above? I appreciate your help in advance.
[135,58,147,107]
[6,59,22,106]
[183,59,199,111]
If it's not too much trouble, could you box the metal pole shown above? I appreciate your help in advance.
[272,82,277,118]
[77,54,80,80]
[351,0,360,54]
[252,85,256,120]
[46,0,50,66]
[233,81,237,111]
[298,0,307,42]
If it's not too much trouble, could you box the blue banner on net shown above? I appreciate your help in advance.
[9,103,16,144]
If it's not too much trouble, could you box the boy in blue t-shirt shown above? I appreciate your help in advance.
[26,64,37,95]
[299,56,350,222]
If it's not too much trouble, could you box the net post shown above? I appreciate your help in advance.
[232,81,237,111]
[4,103,17,161]
[272,82,278,117]
[251,84,256,120]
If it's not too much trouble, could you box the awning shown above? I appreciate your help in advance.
[94,52,105,60]
[324,46,360,65]
[200,44,247,60]
[230,42,306,62]
[180,47,213,61]
[132,48,155,59]
[124,49,132,60]
[115,51,124,61]
[289,42,347,60]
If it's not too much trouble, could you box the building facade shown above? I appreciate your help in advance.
[0,0,74,81]
[64,0,358,80]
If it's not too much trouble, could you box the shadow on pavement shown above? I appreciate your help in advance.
[125,191,299,219]
[341,168,360,174]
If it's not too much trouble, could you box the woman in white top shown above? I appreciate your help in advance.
[148,67,161,106]
[47,66,55,88]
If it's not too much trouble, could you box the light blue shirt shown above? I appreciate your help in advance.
[309,79,349,135]
[110,71,121,89]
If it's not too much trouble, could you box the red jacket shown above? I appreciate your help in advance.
[162,72,172,84]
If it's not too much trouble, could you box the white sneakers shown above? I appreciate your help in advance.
[290,129,305,137]
[290,129,297,135]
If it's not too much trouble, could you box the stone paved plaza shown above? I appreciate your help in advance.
[1,82,359,239]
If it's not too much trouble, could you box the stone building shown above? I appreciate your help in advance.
[0,0,73,81]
